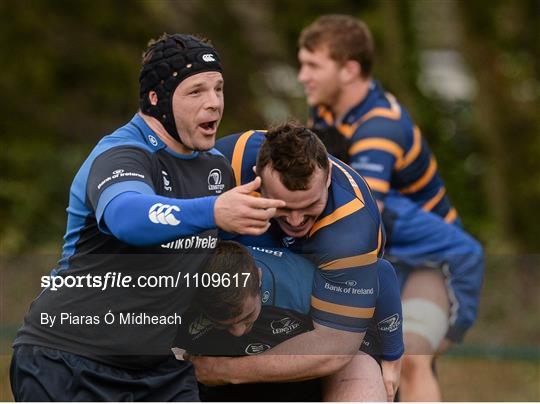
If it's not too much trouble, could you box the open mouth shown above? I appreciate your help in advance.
[280,217,311,235]
[199,120,218,133]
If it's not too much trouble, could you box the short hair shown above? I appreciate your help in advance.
[299,14,374,78]
[256,122,330,191]
[194,241,260,322]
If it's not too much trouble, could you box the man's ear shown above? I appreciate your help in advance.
[326,161,332,188]
[340,60,361,84]
[258,267,262,287]
[148,91,158,106]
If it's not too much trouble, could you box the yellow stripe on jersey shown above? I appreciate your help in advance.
[356,92,402,126]
[337,123,355,138]
[331,160,365,203]
[400,156,438,194]
[231,130,255,186]
[309,199,364,237]
[311,296,375,319]
[444,207,458,224]
[332,92,402,140]
[348,138,404,166]
[422,186,446,212]
[397,126,422,170]
[318,106,334,125]
[364,177,391,194]
[320,248,378,270]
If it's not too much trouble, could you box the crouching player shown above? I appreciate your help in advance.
[175,240,404,402]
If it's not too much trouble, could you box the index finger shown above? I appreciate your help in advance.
[247,196,285,209]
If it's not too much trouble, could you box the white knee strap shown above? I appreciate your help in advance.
[402,298,449,351]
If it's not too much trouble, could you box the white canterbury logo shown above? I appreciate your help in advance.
[202,53,215,62]
[148,203,180,226]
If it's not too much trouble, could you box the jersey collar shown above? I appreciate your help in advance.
[257,261,274,306]
[340,79,382,125]
[130,113,167,151]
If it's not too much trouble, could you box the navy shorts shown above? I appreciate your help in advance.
[10,345,199,401]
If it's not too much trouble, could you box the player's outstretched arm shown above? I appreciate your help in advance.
[187,322,362,385]
[214,176,285,236]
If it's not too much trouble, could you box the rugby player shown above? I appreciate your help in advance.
[187,123,387,395]
[10,33,283,401]
[297,14,484,400]
[176,240,403,402]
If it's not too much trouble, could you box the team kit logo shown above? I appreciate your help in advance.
[147,134,159,146]
[378,313,401,332]
[162,170,172,192]
[270,317,300,335]
[207,168,225,193]
[261,290,270,303]
[148,203,180,226]
[244,342,271,355]
[202,53,216,62]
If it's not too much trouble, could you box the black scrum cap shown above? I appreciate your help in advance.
[139,34,223,143]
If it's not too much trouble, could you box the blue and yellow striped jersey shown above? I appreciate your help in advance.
[310,80,457,224]
[216,130,384,332]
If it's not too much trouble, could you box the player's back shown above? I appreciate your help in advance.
[311,81,457,223]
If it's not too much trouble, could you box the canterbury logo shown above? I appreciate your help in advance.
[148,203,180,226]
[202,53,216,62]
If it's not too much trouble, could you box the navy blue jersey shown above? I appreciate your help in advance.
[14,114,234,369]
[216,131,384,333]
[310,80,457,223]
[177,247,403,361]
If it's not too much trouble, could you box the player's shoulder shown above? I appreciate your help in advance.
[351,113,407,147]
[91,117,161,160]
[377,258,398,280]
[250,246,316,279]
[216,130,267,157]
[215,129,267,185]
[77,122,155,179]
[328,156,380,218]
[306,159,382,263]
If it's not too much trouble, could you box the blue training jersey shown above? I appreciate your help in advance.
[216,130,384,333]
[176,247,404,361]
[14,113,234,369]
[310,80,458,224]
[252,247,404,361]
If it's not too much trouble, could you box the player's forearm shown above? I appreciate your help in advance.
[229,326,361,383]
[224,354,353,384]
[189,352,353,385]
[191,325,362,384]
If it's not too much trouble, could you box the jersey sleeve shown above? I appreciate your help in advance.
[309,204,384,333]
[86,146,156,222]
[375,259,404,361]
[348,119,405,202]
